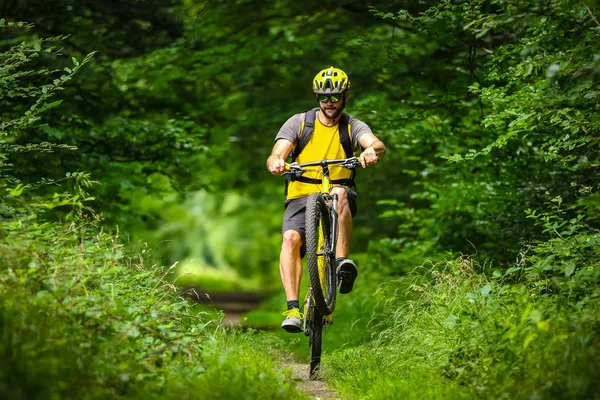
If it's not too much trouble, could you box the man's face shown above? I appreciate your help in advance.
[317,92,348,120]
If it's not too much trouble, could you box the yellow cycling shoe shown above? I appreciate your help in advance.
[281,308,303,333]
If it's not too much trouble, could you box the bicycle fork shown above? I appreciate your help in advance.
[302,287,333,335]
[302,287,313,335]
[328,192,339,258]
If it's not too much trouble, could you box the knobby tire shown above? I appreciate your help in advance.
[305,192,336,316]
[309,307,323,380]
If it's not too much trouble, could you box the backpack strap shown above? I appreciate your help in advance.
[286,109,318,195]
[338,113,353,159]
[338,112,356,188]
[291,107,319,163]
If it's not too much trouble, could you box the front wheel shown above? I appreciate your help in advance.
[305,192,336,316]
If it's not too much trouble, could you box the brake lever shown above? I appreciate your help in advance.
[282,165,305,179]
[343,157,361,169]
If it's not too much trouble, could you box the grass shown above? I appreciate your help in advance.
[10,211,595,400]
[0,214,309,400]
[182,244,599,400]
[322,256,600,400]
[154,330,310,400]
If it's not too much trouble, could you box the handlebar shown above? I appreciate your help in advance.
[282,157,362,178]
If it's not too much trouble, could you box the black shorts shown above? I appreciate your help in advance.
[282,187,357,258]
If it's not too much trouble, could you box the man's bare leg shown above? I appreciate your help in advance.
[331,187,357,294]
[280,229,304,333]
[332,187,353,258]
[280,229,303,301]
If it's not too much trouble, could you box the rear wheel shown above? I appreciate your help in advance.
[305,192,336,315]
[308,307,324,380]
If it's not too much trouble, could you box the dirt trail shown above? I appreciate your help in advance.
[185,289,339,398]
[281,355,340,399]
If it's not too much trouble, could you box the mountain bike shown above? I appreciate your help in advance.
[283,156,361,379]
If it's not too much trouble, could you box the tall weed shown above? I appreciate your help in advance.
[326,256,599,399]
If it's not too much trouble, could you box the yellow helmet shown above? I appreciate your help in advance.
[312,66,350,95]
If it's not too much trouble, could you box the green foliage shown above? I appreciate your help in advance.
[0,14,225,233]
[2,0,434,280]
[0,209,306,399]
[3,1,182,61]
[134,189,284,289]
[322,1,600,398]
[0,25,94,176]
[367,0,599,269]
[1,212,195,398]
[522,192,600,295]
[3,1,600,397]
[0,23,306,399]
[327,256,600,399]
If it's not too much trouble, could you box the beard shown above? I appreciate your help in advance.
[319,98,346,120]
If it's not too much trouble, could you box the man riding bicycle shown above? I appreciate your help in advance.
[266,66,386,333]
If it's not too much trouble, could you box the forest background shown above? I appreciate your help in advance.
[1,0,599,399]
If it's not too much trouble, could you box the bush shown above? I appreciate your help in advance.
[326,256,600,399]
[0,206,307,399]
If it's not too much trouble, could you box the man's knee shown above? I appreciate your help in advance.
[282,230,302,252]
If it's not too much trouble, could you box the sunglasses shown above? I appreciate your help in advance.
[317,94,343,103]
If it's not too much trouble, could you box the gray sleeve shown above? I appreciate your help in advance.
[275,113,305,145]
[348,117,374,152]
